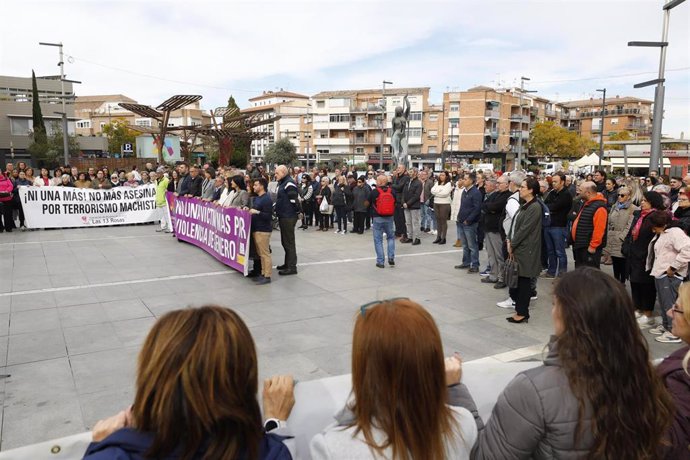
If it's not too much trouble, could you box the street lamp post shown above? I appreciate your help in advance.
[629,0,687,174]
[39,41,73,165]
[380,80,392,170]
[516,76,537,171]
[596,88,606,169]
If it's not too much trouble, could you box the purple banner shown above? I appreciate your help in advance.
[167,192,251,275]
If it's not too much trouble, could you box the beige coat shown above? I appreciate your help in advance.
[606,202,638,258]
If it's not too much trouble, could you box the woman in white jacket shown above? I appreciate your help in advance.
[431,171,453,244]
[310,298,480,460]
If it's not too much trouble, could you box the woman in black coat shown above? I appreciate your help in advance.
[623,191,666,327]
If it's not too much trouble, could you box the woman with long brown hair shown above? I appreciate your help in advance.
[84,306,295,460]
[472,267,674,459]
[311,298,479,459]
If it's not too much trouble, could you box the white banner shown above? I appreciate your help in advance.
[18,185,158,228]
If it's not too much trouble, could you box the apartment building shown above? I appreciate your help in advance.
[559,96,653,141]
[441,86,530,170]
[241,90,312,164]
[311,87,430,167]
[0,74,80,163]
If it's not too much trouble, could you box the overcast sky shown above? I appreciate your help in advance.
[1,0,688,137]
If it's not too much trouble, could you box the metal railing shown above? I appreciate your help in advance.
[484,128,498,137]
[485,109,500,118]
[484,144,499,153]
[580,108,642,118]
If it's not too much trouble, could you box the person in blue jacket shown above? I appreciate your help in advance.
[84,306,295,460]
[455,172,483,272]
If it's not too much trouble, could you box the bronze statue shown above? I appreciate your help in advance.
[390,94,410,168]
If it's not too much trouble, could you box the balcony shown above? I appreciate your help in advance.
[484,144,499,153]
[350,105,367,113]
[367,104,383,112]
[484,128,499,138]
[580,108,642,118]
[510,115,530,123]
[626,123,647,130]
[567,125,579,131]
[545,109,557,117]
[315,138,351,146]
[591,127,602,133]
[485,109,500,119]
[530,107,539,115]
[510,130,529,139]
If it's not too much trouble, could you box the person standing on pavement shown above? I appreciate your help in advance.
[605,186,638,283]
[152,171,171,233]
[369,174,397,268]
[481,176,511,288]
[542,172,572,278]
[431,171,453,245]
[570,181,608,269]
[593,169,607,193]
[390,164,409,240]
[247,178,274,285]
[454,172,482,273]
[419,169,435,234]
[401,167,422,245]
[274,165,299,276]
[351,177,370,234]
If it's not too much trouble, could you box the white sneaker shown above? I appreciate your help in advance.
[635,311,643,319]
[530,294,538,301]
[431,230,437,235]
[637,315,656,328]
[496,298,515,309]
[334,230,341,234]
[649,324,667,335]
[655,331,682,343]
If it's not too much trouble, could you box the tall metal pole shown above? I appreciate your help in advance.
[40,41,70,165]
[650,4,672,174]
[597,88,606,169]
[516,77,528,170]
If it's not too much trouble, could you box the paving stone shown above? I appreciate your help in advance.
[9,308,61,335]
[6,329,67,366]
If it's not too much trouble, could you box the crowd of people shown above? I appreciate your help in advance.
[83,268,690,459]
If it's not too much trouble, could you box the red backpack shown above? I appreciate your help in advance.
[375,186,395,216]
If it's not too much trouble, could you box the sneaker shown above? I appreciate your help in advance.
[655,331,682,343]
[540,272,556,279]
[20,225,27,231]
[467,267,479,273]
[494,282,507,289]
[376,263,385,268]
[388,259,395,266]
[481,278,498,284]
[431,230,437,235]
[635,311,643,319]
[649,325,667,335]
[637,315,656,328]
[530,293,538,301]
[479,267,491,277]
[334,229,341,234]
[496,298,515,309]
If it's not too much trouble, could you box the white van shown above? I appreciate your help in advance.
[539,161,562,175]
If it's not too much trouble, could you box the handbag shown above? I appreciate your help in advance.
[319,196,330,213]
[503,254,519,289]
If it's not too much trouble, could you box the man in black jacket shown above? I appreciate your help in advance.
[481,176,511,287]
[401,167,423,244]
[187,166,204,198]
[390,165,410,239]
[542,172,573,277]
[274,165,300,275]
[175,162,192,196]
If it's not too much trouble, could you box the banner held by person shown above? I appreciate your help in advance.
[167,192,251,275]
[19,185,157,228]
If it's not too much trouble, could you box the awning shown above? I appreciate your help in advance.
[609,157,671,168]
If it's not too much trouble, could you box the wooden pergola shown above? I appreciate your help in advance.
[120,96,279,165]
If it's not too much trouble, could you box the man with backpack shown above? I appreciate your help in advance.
[369,174,397,268]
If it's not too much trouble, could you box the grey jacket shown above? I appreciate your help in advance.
[472,338,594,459]
[508,199,542,278]
[605,202,638,257]
[311,384,481,460]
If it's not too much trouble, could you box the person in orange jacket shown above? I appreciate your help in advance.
[571,181,608,269]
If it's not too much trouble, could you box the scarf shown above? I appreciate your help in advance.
[615,201,631,211]
[632,209,653,241]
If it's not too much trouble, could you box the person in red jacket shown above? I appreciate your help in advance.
[0,171,15,232]
[571,181,608,269]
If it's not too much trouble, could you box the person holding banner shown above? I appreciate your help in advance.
[0,171,14,232]
[92,170,112,190]
[247,178,274,285]
[152,171,172,233]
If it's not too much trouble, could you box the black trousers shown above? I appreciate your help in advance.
[0,202,13,231]
[611,256,627,283]
[278,217,298,269]
[353,212,366,233]
[394,204,406,237]
[509,276,532,318]
[631,281,657,312]
[573,247,602,269]
[365,207,371,229]
[302,201,313,226]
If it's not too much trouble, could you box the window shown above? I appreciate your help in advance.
[409,112,422,121]
[611,118,619,125]
[135,118,152,127]
[429,114,439,122]
[10,118,31,135]
[329,98,350,107]
[408,128,422,138]
[317,149,330,154]
[428,146,437,154]
[316,100,325,108]
[355,147,364,154]
[392,98,401,106]
[329,114,349,123]
[100,122,106,130]
[450,103,459,112]
[76,120,91,129]
[428,130,438,138]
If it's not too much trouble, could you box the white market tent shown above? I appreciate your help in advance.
[572,153,611,167]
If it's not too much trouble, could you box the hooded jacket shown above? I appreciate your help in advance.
[657,346,690,460]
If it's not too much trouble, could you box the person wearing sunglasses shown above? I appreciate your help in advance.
[674,192,690,235]
[605,186,638,284]
[473,268,673,460]
[657,282,690,458]
[310,298,480,460]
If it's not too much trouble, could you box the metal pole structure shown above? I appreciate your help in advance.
[629,0,686,174]
[39,41,69,165]
[380,80,392,170]
[516,77,529,170]
[596,88,606,169]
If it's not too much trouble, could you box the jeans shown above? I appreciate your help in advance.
[544,227,568,275]
[457,221,479,268]
[404,208,421,240]
[335,205,347,231]
[656,276,682,331]
[372,216,395,264]
[421,203,435,230]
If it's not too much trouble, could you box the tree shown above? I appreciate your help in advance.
[28,122,80,168]
[226,95,250,167]
[605,130,632,150]
[529,121,594,158]
[31,70,47,145]
[102,119,137,155]
[47,122,81,157]
[264,137,297,166]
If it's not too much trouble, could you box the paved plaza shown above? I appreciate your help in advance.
[0,224,682,450]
